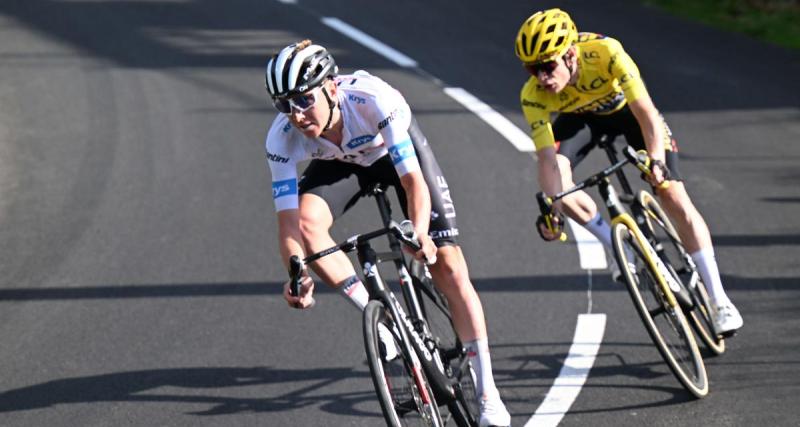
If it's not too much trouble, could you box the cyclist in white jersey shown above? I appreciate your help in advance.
[264,40,510,427]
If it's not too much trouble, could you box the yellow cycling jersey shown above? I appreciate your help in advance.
[520,33,650,151]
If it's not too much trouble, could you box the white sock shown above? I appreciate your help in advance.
[690,248,729,306]
[583,212,613,249]
[464,339,498,399]
[339,275,369,310]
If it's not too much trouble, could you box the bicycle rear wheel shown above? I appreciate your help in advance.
[412,268,479,427]
[612,222,709,398]
[638,191,725,355]
[364,300,444,427]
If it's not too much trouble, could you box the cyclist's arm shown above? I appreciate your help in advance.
[606,39,666,162]
[536,146,564,200]
[628,95,666,163]
[399,170,432,238]
[277,208,305,267]
[521,79,563,198]
[265,119,307,267]
[399,170,437,262]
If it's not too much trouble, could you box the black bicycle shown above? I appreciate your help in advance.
[289,184,478,426]
[537,144,710,397]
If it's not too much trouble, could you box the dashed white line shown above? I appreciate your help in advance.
[321,17,418,68]
[443,87,534,152]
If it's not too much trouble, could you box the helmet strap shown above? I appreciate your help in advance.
[321,86,337,131]
[564,48,578,83]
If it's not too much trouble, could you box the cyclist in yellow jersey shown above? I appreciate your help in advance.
[515,8,743,335]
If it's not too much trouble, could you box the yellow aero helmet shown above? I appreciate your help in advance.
[515,8,578,63]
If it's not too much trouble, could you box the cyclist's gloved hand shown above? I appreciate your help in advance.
[283,275,316,309]
[536,212,565,242]
[637,152,671,189]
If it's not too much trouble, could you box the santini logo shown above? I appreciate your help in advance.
[267,151,290,163]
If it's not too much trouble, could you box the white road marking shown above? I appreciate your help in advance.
[525,313,607,427]
[321,17,418,68]
[443,87,534,152]
[567,218,607,270]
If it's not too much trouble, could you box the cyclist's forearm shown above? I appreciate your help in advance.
[400,171,431,237]
[536,147,563,197]
[629,97,665,160]
[277,209,305,268]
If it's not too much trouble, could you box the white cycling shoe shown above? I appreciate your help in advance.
[479,393,511,427]
[713,302,743,336]
[377,323,399,361]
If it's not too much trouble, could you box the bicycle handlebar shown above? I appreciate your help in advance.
[535,192,568,242]
[287,220,422,289]
[622,146,670,190]
[288,255,304,297]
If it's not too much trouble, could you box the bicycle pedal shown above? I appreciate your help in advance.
[719,329,738,339]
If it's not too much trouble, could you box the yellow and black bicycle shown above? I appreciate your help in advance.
[537,144,710,398]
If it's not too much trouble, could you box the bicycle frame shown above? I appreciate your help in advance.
[287,185,463,410]
[361,186,456,403]
[596,135,693,308]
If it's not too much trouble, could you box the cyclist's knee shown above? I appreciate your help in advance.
[658,182,691,211]
[658,183,701,222]
[298,199,333,240]
[429,246,471,289]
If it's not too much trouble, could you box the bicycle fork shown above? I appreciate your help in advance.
[601,179,682,308]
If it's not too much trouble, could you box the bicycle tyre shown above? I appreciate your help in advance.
[638,191,725,355]
[612,222,709,398]
[413,272,479,427]
[364,300,444,427]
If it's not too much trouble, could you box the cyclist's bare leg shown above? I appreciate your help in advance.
[427,245,486,342]
[654,181,712,254]
[655,181,740,327]
[428,245,507,413]
[298,193,358,288]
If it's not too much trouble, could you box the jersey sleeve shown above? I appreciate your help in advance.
[520,78,556,151]
[607,39,649,103]
[265,120,305,212]
[373,91,420,177]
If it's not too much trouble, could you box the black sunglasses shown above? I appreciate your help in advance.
[525,60,560,76]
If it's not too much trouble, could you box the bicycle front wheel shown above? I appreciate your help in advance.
[639,191,725,355]
[364,300,444,427]
[413,272,479,427]
[612,222,709,398]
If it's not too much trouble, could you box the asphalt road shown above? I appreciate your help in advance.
[1,0,799,426]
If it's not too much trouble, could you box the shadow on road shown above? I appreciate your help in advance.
[0,366,378,417]
[1,271,798,302]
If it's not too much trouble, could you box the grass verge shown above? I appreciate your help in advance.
[643,0,800,50]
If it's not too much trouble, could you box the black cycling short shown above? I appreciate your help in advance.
[553,104,684,181]
[298,116,460,247]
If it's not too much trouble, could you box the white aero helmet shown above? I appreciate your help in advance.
[265,40,338,99]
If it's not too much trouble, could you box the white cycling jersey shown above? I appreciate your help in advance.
[266,70,421,212]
